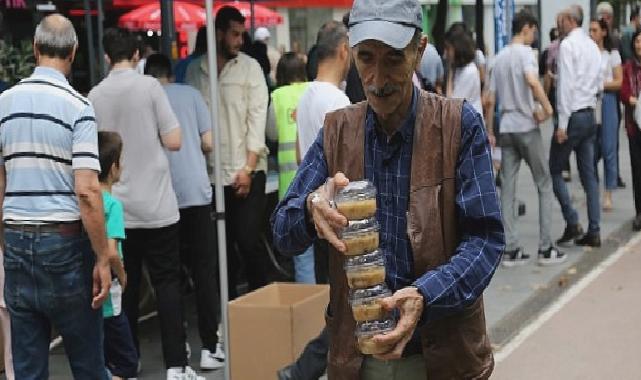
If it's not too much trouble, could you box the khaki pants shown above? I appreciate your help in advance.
[361,355,427,380]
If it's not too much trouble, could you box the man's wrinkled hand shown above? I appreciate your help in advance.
[307,172,349,252]
[555,128,568,144]
[91,256,111,309]
[372,287,424,360]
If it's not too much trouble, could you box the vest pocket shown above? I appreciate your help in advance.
[407,182,445,270]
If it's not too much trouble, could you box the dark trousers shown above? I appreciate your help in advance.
[213,171,268,299]
[179,205,220,351]
[288,327,329,380]
[104,312,139,378]
[550,110,600,233]
[122,224,187,368]
[628,132,641,216]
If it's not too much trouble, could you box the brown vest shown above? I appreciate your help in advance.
[322,91,494,380]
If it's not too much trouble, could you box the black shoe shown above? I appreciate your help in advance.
[556,224,584,246]
[538,246,566,266]
[277,366,294,380]
[575,233,601,248]
[502,247,530,267]
[618,176,627,189]
[633,215,641,232]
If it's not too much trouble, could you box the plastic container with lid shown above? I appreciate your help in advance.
[334,181,377,220]
[355,318,397,355]
[350,283,392,322]
[344,250,386,289]
[340,218,380,256]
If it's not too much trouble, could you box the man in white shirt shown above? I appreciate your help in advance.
[296,20,351,160]
[486,10,563,266]
[186,6,269,300]
[551,5,603,248]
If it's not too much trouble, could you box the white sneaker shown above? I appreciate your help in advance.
[167,366,205,380]
[200,344,225,370]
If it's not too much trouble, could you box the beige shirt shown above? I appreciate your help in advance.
[186,53,268,186]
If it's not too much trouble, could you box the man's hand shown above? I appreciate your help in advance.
[631,96,638,106]
[372,287,424,360]
[307,172,349,252]
[91,256,111,309]
[555,128,568,144]
[534,108,549,123]
[487,134,496,149]
[233,169,252,198]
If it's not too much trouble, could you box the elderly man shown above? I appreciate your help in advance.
[271,0,504,378]
[551,5,603,248]
[0,14,113,378]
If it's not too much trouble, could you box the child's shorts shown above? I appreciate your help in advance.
[104,312,139,378]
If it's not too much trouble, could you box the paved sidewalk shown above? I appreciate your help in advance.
[493,235,641,379]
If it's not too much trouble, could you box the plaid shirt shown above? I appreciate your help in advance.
[271,91,504,323]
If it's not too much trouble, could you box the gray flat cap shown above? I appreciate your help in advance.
[348,0,423,49]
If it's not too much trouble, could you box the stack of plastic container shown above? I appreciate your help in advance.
[334,181,396,355]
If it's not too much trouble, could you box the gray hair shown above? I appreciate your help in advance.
[316,20,348,62]
[568,5,584,27]
[596,2,614,17]
[34,14,78,59]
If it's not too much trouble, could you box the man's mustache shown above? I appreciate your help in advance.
[366,84,400,97]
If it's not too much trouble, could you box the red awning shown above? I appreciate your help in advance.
[113,0,353,9]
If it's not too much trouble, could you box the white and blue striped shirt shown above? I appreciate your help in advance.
[0,67,101,222]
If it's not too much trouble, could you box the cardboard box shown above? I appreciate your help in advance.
[229,283,329,380]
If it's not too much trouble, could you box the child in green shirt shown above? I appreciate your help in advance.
[98,131,138,379]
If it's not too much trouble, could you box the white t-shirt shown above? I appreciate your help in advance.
[297,81,351,157]
[452,62,483,115]
[599,49,622,86]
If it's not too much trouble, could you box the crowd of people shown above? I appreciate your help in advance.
[0,0,639,379]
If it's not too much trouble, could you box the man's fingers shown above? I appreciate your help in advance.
[373,332,412,361]
[334,172,349,188]
[316,217,345,252]
[322,206,348,229]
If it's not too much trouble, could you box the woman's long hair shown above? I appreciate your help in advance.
[593,18,613,52]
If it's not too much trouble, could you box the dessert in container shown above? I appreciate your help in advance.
[344,250,386,289]
[340,218,380,256]
[335,180,377,220]
[355,318,397,355]
[349,283,392,322]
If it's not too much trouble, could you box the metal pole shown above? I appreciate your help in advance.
[205,1,230,380]
[250,0,256,40]
[96,0,105,79]
[160,0,176,58]
[83,0,96,86]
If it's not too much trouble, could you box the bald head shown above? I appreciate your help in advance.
[34,13,78,59]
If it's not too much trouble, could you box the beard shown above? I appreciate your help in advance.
[221,39,239,60]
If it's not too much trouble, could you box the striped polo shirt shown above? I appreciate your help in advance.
[0,67,101,222]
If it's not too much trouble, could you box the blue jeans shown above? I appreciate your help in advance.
[3,228,109,380]
[294,245,316,284]
[597,92,619,190]
[550,109,601,233]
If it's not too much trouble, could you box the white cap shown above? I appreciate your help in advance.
[254,27,270,41]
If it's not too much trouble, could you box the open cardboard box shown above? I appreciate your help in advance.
[229,282,329,380]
